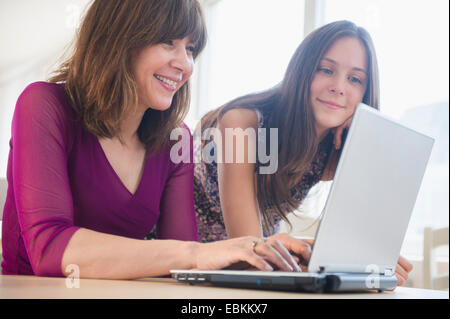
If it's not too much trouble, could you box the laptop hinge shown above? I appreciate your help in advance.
[383,267,394,276]
[317,265,394,276]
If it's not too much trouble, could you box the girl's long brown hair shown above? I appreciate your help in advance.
[49,0,207,152]
[200,21,380,233]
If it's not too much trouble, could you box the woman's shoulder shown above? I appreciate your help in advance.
[15,81,76,121]
[13,81,79,145]
[19,81,66,101]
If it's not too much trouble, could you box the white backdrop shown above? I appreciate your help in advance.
[0,0,91,178]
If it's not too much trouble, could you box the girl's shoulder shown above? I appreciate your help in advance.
[218,108,260,130]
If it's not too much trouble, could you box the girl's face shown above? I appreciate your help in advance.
[310,36,368,137]
[132,37,195,112]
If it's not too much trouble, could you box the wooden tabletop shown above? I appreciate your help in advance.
[0,275,448,299]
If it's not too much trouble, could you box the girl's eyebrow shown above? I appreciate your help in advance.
[321,57,367,74]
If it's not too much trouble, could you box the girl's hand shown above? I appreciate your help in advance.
[331,116,353,150]
[394,255,413,287]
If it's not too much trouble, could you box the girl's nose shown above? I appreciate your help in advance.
[328,77,345,96]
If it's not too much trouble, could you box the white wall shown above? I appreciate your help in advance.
[0,0,91,178]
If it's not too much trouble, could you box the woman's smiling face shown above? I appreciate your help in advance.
[310,36,368,137]
[132,37,196,112]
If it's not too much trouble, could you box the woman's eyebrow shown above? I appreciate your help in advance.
[321,57,367,74]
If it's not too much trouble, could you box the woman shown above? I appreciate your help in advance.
[194,21,413,285]
[1,0,310,279]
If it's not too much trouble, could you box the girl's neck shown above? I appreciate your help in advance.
[316,126,331,142]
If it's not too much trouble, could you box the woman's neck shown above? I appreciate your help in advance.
[117,107,147,149]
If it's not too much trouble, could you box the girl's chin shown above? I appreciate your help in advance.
[317,121,344,131]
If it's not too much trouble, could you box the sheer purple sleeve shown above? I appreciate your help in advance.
[156,125,198,241]
[11,82,80,276]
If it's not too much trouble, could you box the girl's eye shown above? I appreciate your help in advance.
[349,76,363,84]
[163,40,174,46]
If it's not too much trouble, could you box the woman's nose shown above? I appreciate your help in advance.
[170,46,193,75]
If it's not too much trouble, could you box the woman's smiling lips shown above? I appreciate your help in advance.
[317,98,344,110]
[154,74,181,92]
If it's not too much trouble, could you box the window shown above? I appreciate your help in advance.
[188,0,305,128]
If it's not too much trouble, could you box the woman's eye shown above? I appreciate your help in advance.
[186,46,195,54]
[318,67,333,75]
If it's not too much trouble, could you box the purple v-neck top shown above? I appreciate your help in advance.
[1,81,198,277]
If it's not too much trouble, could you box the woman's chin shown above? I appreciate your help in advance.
[147,102,172,112]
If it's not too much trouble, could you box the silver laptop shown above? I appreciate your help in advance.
[172,103,434,293]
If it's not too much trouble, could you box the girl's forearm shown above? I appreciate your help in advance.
[61,228,198,279]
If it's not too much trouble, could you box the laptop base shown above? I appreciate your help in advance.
[171,270,398,293]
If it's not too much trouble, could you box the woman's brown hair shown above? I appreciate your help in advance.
[49,0,207,152]
[200,20,380,233]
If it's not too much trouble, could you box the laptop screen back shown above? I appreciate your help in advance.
[308,104,434,275]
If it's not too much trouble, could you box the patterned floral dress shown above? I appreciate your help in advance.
[194,108,333,242]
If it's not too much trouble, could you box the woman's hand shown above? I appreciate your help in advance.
[193,235,312,272]
[269,233,313,271]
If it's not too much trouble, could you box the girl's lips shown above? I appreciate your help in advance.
[318,98,344,109]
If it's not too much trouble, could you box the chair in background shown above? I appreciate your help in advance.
[423,226,449,290]
[0,177,7,220]
[0,177,7,265]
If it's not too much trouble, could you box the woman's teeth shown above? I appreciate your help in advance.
[154,75,177,88]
